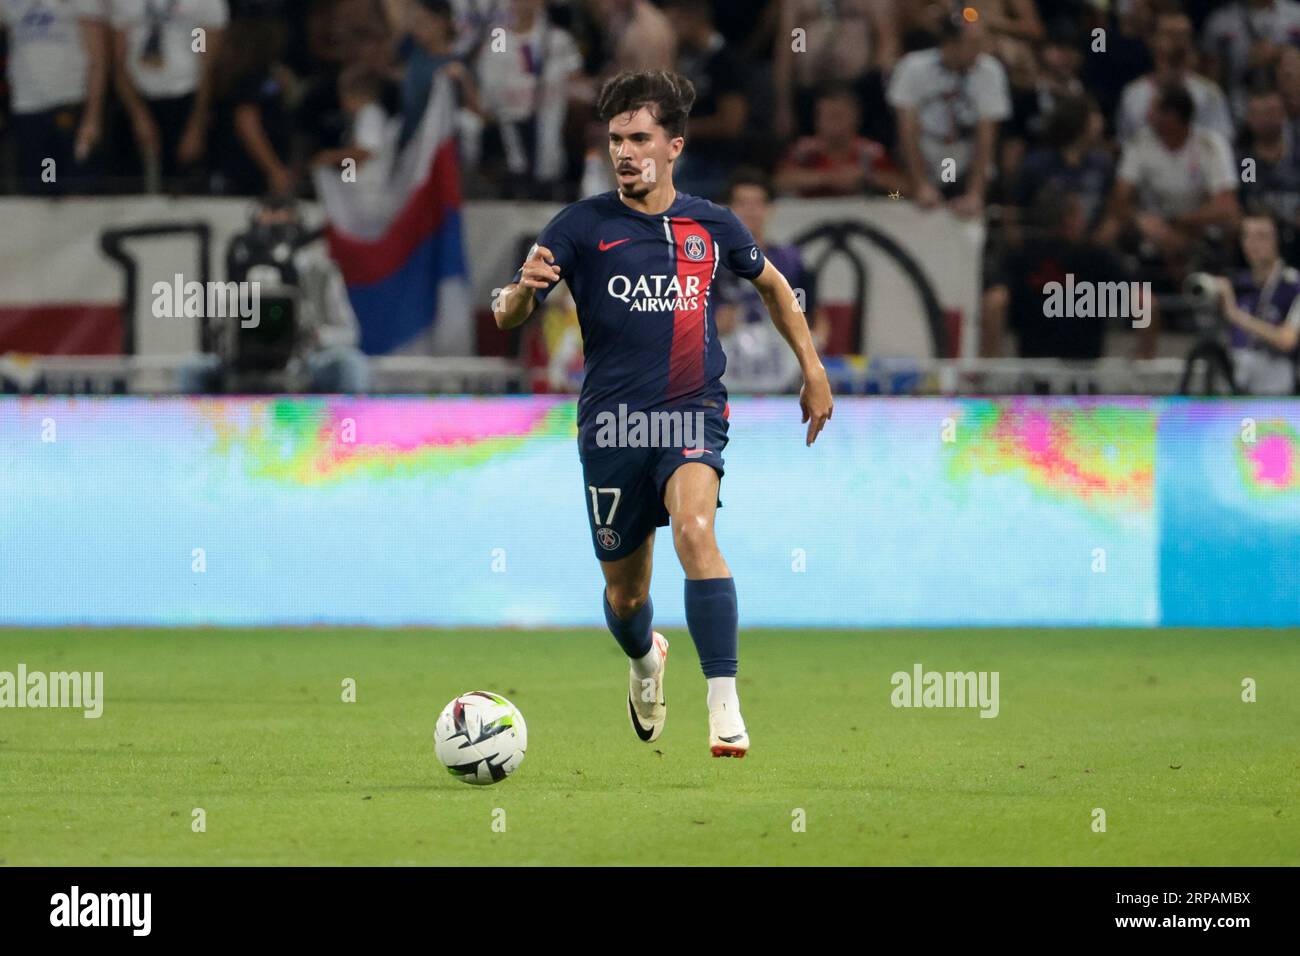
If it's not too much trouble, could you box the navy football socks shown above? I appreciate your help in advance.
[603,591,654,659]
[684,577,738,678]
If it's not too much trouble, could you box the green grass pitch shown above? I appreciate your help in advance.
[0,628,1296,866]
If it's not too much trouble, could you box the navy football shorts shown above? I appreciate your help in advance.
[579,404,729,562]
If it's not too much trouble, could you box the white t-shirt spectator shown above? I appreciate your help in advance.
[110,0,226,100]
[1115,73,1235,144]
[476,16,581,181]
[886,48,1011,184]
[1,0,104,114]
[1117,125,1236,219]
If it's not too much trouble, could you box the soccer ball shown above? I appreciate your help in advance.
[434,691,528,785]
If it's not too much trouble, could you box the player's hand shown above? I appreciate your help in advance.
[519,244,561,290]
[799,365,833,447]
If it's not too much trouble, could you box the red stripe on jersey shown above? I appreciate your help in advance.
[665,218,714,402]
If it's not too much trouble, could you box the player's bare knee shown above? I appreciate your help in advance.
[606,586,649,620]
[672,515,717,562]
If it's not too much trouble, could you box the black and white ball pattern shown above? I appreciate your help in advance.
[434,691,528,785]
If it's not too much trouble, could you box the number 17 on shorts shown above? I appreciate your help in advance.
[589,485,623,553]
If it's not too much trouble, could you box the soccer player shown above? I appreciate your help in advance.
[492,70,833,757]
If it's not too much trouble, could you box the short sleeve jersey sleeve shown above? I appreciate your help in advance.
[512,204,584,304]
[716,207,765,280]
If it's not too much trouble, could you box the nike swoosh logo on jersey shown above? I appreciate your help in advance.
[598,238,631,251]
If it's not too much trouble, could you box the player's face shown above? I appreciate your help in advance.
[608,108,682,198]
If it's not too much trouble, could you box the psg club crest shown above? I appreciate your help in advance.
[596,527,621,551]
[684,234,706,261]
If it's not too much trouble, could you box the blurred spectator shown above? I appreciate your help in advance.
[774,85,904,198]
[110,0,228,190]
[1277,43,1300,121]
[305,63,399,187]
[583,0,675,75]
[392,0,479,150]
[0,0,108,193]
[339,64,392,150]
[1115,9,1233,144]
[447,0,506,59]
[711,0,779,62]
[519,283,583,392]
[978,0,1044,92]
[983,190,1141,360]
[178,195,369,392]
[1216,210,1300,393]
[474,0,582,197]
[1238,85,1300,261]
[887,11,1010,219]
[662,0,747,200]
[1201,0,1300,121]
[1004,17,1086,166]
[894,0,948,51]
[773,0,898,141]
[1079,0,1154,133]
[1098,83,1239,286]
[209,18,293,196]
[293,0,356,167]
[715,168,827,390]
[1012,95,1112,235]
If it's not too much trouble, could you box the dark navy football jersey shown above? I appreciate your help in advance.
[514,190,766,447]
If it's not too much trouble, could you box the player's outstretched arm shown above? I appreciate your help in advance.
[494,244,561,331]
[750,259,833,446]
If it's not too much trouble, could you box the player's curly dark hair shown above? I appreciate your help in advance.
[595,70,697,140]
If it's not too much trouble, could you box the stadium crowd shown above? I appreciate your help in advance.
[4,0,1300,386]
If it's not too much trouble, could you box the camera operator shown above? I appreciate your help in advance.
[1213,211,1300,395]
[177,195,370,393]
